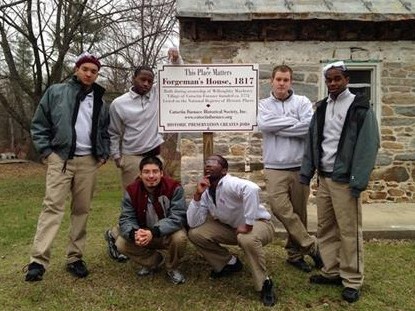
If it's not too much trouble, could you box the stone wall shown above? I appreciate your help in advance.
[369,62,415,202]
[180,131,268,202]
[177,39,415,203]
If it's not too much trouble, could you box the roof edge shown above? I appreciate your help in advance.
[177,11,415,22]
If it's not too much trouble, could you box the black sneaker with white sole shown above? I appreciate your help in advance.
[104,229,128,262]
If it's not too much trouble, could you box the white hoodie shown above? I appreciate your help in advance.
[257,91,313,169]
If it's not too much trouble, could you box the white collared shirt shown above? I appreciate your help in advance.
[75,92,93,155]
[187,174,271,228]
[321,88,356,172]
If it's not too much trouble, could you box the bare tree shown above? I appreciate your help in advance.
[100,0,180,179]
[102,0,177,94]
[0,0,177,158]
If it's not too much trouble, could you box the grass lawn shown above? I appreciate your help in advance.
[0,162,414,311]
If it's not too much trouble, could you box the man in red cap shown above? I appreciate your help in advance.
[25,52,110,281]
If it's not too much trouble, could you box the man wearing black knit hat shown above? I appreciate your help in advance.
[25,52,110,281]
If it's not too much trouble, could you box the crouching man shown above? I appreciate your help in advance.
[187,155,276,306]
[113,156,187,284]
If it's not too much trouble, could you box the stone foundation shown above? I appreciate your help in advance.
[179,131,415,203]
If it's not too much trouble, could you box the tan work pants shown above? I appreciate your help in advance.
[188,216,275,291]
[115,228,187,271]
[30,153,99,267]
[264,169,317,261]
[316,176,364,289]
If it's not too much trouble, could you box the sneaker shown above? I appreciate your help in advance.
[286,258,312,273]
[66,260,89,278]
[167,269,185,284]
[25,262,45,282]
[309,274,342,285]
[137,266,153,277]
[309,249,324,269]
[104,229,128,262]
[261,278,276,307]
[342,287,360,303]
[136,252,165,277]
[210,257,243,278]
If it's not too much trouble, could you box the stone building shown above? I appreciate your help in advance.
[176,0,415,203]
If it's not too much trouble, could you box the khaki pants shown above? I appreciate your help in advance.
[316,176,364,289]
[115,228,187,271]
[30,153,99,267]
[264,169,317,261]
[188,216,275,291]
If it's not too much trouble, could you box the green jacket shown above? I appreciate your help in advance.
[300,93,379,197]
[31,76,110,160]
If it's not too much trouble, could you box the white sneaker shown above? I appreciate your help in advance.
[136,252,165,277]
[167,269,185,284]
[137,267,153,277]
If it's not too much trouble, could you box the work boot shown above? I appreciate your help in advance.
[210,257,243,278]
[25,262,45,282]
[286,258,312,272]
[260,278,276,307]
[66,260,89,278]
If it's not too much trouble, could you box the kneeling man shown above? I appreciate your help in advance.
[112,156,187,284]
[187,155,276,306]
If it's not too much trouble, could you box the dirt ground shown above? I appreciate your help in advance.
[0,161,45,179]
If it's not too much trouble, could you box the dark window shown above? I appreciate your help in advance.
[348,70,372,104]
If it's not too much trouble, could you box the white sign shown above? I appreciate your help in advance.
[158,64,258,132]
